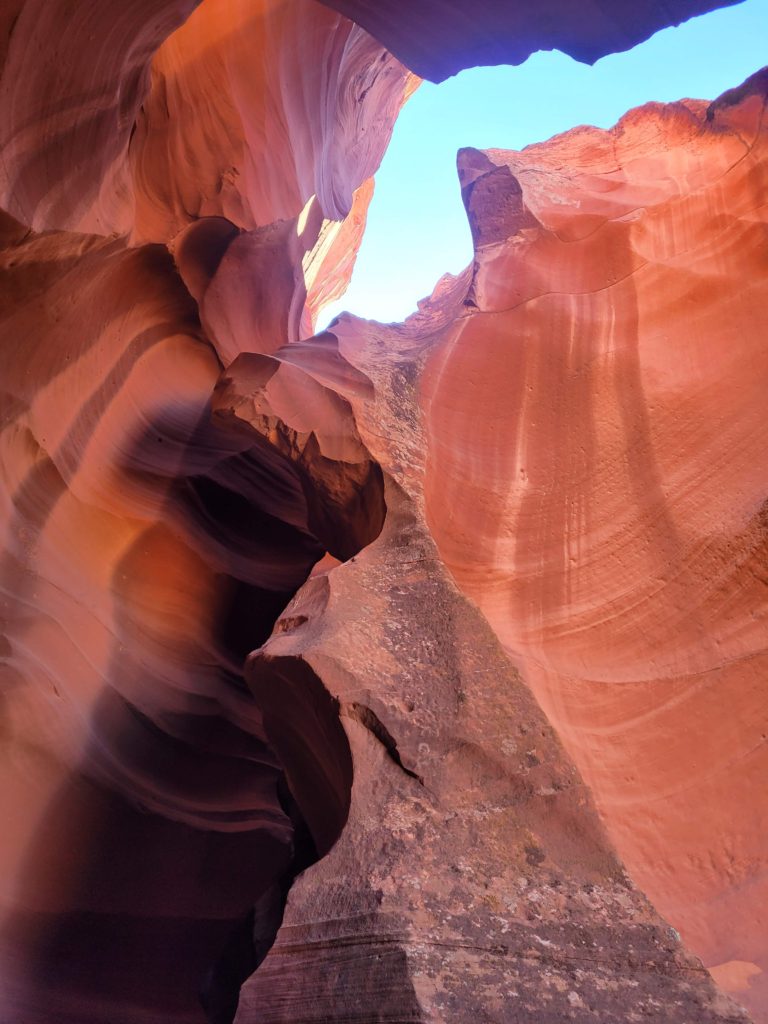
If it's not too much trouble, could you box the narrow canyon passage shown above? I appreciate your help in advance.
[0,1,765,1022]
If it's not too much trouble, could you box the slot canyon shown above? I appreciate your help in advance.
[0,1,765,1022]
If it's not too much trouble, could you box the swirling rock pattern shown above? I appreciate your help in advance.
[0,218,343,1023]
[0,1,408,1020]
[0,0,763,1022]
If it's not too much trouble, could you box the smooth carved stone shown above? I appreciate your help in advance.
[0,224,311,1022]
[0,0,413,349]
[0,0,407,1017]
[129,0,416,243]
[0,0,202,234]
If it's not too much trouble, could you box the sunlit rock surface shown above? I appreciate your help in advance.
[413,69,767,1020]
[0,0,763,1021]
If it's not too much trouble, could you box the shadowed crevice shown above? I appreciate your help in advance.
[346,702,424,785]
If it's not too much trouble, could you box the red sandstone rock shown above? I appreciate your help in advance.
[129,1,416,242]
[0,2,410,1019]
[0,0,201,233]
[410,70,767,1021]
[224,333,750,1024]
[0,0,763,1022]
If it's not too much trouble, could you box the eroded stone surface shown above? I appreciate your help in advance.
[370,72,768,1020]
[0,0,762,1021]
[229,316,749,1023]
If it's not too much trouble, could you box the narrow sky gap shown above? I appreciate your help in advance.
[319,0,768,329]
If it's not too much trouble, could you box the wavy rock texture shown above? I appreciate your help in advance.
[0,0,200,233]
[0,0,763,1022]
[0,218,351,1024]
[0,2,409,1020]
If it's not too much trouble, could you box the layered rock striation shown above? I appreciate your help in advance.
[0,0,764,1022]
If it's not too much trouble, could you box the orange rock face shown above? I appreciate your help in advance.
[0,3,410,1020]
[418,72,768,1019]
[0,0,764,1022]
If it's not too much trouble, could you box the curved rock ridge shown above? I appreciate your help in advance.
[0,0,414,347]
[317,0,741,82]
[411,70,768,1019]
[142,0,415,352]
[0,0,415,239]
[170,181,375,366]
[0,215,385,1022]
[131,0,416,242]
[213,334,386,560]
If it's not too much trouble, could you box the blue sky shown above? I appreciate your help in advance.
[319,0,768,328]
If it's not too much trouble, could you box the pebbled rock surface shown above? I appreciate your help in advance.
[412,71,768,1020]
